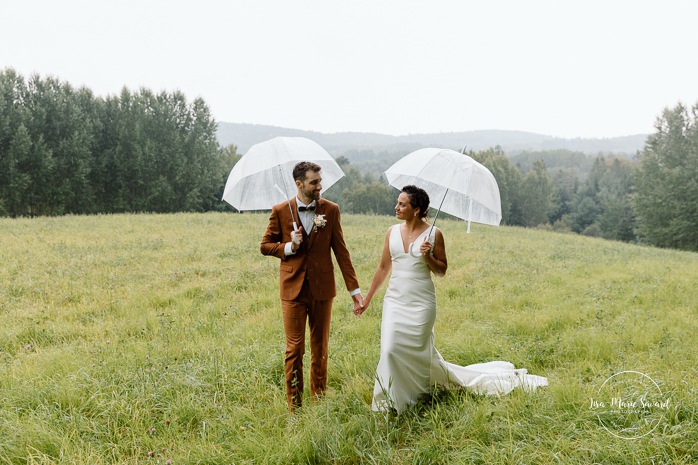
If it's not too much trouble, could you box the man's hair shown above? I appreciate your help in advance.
[402,185,430,219]
[293,161,322,181]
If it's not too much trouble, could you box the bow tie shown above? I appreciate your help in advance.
[298,205,315,212]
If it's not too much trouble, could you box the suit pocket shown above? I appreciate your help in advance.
[280,264,293,273]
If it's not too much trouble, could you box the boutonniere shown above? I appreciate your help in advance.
[313,214,327,232]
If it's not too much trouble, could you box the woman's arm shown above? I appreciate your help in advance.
[420,228,448,277]
[356,228,392,315]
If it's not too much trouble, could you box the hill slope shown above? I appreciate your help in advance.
[216,122,648,157]
[0,213,695,463]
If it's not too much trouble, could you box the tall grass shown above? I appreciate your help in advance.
[1,212,696,464]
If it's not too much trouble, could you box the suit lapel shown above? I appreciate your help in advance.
[288,197,300,232]
[290,197,311,240]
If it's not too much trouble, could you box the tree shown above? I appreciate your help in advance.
[0,69,31,216]
[472,146,521,225]
[562,155,637,240]
[216,144,241,211]
[182,97,223,212]
[569,156,606,233]
[1,68,226,216]
[342,181,395,215]
[3,124,32,216]
[549,170,578,226]
[596,158,635,241]
[512,159,554,227]
[43,81,98,214]
[633,102,698,251]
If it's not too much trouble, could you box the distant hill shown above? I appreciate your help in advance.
[216,122,648,157]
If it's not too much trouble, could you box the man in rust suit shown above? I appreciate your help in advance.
[260,161,363,411]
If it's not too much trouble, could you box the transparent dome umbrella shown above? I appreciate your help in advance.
[384,147,501,254]
[222,136,345,228]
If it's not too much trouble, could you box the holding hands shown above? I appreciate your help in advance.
[352,294,365,316]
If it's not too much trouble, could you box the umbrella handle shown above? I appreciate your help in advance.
[408,233,436,258]
[408,242,422,258]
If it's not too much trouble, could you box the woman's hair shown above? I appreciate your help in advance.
[402,185,429,219]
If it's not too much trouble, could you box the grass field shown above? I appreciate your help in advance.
[1,212,696,464]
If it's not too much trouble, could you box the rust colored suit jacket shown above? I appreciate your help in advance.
[260,197,359,301]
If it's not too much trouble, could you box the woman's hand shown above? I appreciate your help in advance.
[355,295,371,316]
[419,236,433,256]
[422,230,448,277]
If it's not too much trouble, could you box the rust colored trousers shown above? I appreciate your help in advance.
[281,280,333,410]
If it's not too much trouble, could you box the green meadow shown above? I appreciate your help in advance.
[1,212,696,464]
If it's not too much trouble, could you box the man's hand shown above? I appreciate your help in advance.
[291,226,304,252]
[352,294,365,316]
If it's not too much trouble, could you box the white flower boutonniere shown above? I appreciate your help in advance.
[313,214,327,232]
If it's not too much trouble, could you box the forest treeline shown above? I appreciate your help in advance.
[323,104,698,252]
[1,69,697,251]
[0,68,232,216]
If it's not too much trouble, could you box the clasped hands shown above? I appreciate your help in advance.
[352,293,366,316]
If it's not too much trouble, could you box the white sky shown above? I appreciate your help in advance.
[2,0,697,139]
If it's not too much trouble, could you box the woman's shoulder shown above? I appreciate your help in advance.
[385,223,399,238]
[425,224,441,240]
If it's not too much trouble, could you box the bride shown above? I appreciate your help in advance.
[358,185,547,413]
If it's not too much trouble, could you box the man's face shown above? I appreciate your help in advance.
[296,170,323,202]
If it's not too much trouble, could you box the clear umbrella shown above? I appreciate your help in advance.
[384,147,501,253]
[222,137,345,226]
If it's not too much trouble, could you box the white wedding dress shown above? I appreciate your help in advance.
[372,225,548,413]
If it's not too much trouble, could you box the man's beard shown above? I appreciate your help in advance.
[303,189,321,201]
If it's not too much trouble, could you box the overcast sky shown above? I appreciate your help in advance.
[2,0,697,139]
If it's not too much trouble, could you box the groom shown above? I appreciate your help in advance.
[260,161,363,411]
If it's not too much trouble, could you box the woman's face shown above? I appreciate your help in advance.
[395,192,418,219]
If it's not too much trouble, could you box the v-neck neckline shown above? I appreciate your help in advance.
[399,224,428,254]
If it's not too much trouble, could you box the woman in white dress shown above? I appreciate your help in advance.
[359,185,547,413]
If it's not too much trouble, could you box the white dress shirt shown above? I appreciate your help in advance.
[296,199,316,234]
[284,198,315,256]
